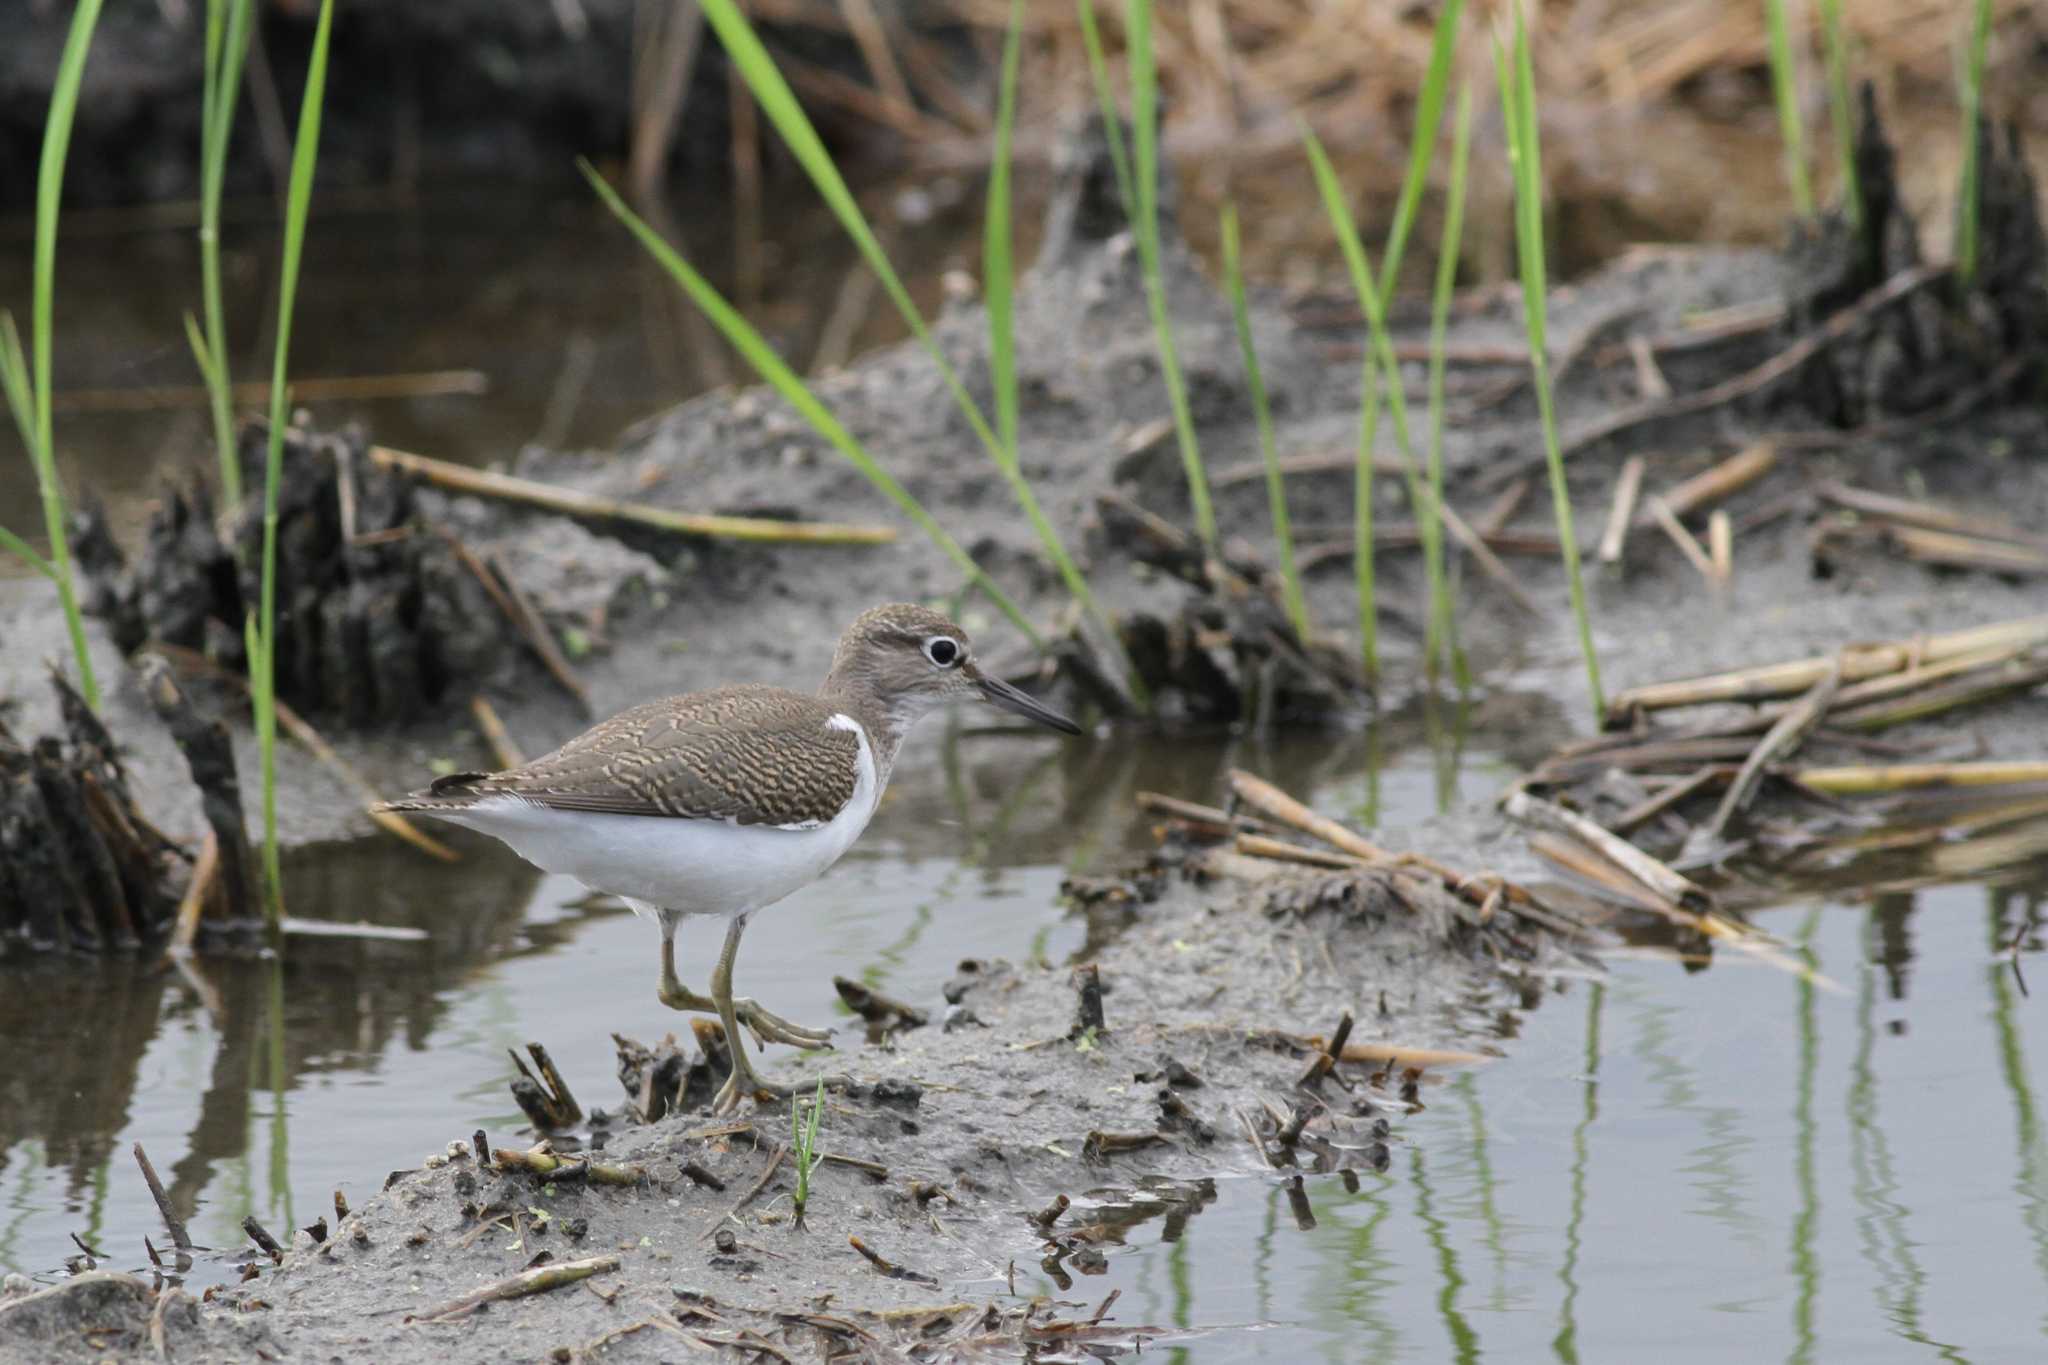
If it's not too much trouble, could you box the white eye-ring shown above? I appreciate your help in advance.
[923,636,961,668]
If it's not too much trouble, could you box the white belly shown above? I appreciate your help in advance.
[429,717,881,917]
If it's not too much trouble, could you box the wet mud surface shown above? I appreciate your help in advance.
[2,840,1556,1362]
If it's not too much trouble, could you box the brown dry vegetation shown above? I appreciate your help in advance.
[736,0,2047,284]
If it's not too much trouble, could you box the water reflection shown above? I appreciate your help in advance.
[1551,981,1603,1365]
[0,842,540,1258]
[1410,1145,1480,1363]
[1790,907,1823,1365]
[1987,889,2048,1339]
[1847,908,1967,1360]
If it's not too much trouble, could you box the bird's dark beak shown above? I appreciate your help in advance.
[974,670,1083,735]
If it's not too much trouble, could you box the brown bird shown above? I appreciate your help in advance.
[375,603,1080,1111]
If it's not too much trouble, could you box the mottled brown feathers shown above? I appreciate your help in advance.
[380,687,862,827]
[375,602,1017,828]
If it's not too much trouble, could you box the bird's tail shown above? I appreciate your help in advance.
[370,770,493,814]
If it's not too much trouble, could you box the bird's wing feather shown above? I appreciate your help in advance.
[396,687,861,827]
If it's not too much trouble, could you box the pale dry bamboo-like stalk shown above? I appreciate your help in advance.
[1605,615,2048,721]
[1235,831,1370,870]
[1502,787,1711,910]
[1648,496,1717,583]
[1889,526,2048,577]
[1816,481,2048,550]
[1597,454,1645,566]
[1790,761,2048,795]
[355,440,898,546]
[1636,442,1778,527]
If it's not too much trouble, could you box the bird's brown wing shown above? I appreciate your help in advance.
[384,687,862,828]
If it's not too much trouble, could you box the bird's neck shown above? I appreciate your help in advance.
[818,679,913,784]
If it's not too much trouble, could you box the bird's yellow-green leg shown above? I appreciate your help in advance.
[710,915,791,1112]
[707,915,852,1112]
[658,913,832,1049]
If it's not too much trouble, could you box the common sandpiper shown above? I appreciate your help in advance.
[375,603,1081,1112]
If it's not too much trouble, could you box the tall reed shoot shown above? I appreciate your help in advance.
[1302,132,1445,683]
[984,0,1144,705]
[1380,0,1467,303]
[1956,0,1993,286]
[1496,8,1603,716]
[251,0,337,932]
[0,0,105,711]
[1764,0,1815,216]
[1424,88,1475,682]
[581,163,1036,638]
[1298,0,1463,682]
[694,0,1147,702]
[1123,0,1216,555]
[1073,1,1136,220]
[194,0,256,503]
[1219,202,1306,640]
[1817,0,1859,228]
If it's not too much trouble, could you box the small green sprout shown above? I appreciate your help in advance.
[791,1076,826,1230]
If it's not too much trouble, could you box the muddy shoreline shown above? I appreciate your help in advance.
[5,125,2048,1356]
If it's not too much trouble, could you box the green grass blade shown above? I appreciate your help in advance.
[32,0,102,469]
[579,160,1038,643]
[0,524,57,580]
[1125,0,1217,554]
[0,312,34,454]
[1302,126,1442,682]
[694,0,1145,699]
[254,0,336,933]
[1957,0,1993,286]
[981,0,1147,700]
[200,0,256,504]
[16,0,104,712]
[1220,202,1307,641]
[1378,0,1466,298]
[1764,0,1814,216]
[695,0,992,457]
[1817,0,1859,229]
[1074,0,1137,220]
[1424,88,1474,681]
[1496,12,1602,716]
[183,310,220,394]
[986,0,1024,470]
[244,610,283,926]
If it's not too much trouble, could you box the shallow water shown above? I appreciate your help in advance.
[5,701,2048,1359]
[1058,883,2048,1361]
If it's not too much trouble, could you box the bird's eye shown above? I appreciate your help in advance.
[923,637,961,668]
